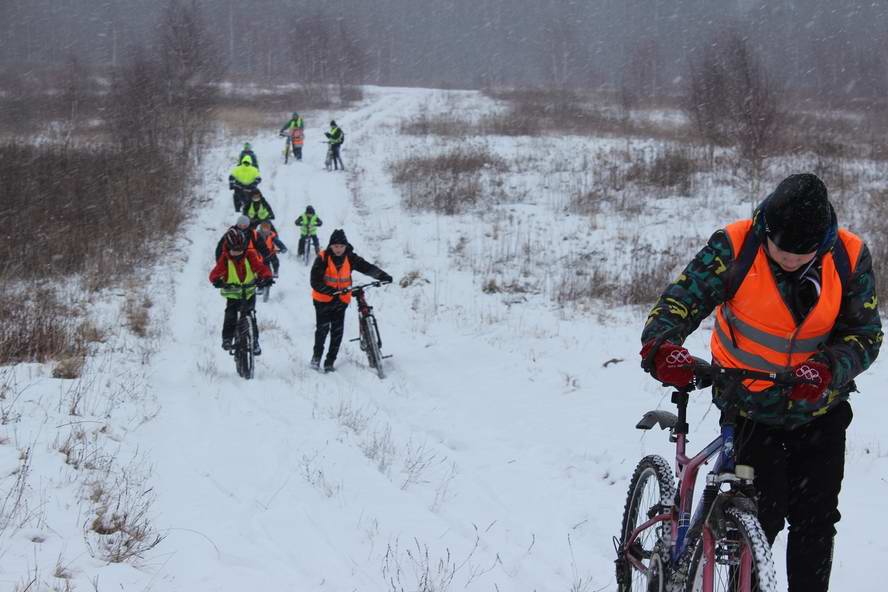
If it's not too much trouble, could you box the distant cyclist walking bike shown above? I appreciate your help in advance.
[324,120,344,171]
[310,229,391,373]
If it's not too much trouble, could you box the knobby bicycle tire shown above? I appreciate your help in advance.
[682,507,777,592]
[617,455,675,592]
[366,315,385,379]
[235,314,254,379]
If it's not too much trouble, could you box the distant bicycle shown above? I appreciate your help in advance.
[336,281,390,379]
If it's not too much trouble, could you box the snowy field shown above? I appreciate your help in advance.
[1,86,886,591]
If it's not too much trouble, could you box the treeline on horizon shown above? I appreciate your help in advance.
[2,0,888,103]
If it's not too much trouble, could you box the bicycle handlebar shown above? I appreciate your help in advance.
[333,280,391,296]
[686,358,812,391]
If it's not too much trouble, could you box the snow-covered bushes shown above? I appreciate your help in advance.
[390,145,507,214]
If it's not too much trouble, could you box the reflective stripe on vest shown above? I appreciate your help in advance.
[311,250,352,304]
[221,258,256,300]
[709,220,862,391]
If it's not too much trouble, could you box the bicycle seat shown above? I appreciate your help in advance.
[636,410,679,431]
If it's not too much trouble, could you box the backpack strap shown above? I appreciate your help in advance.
[724,230,761,302]
[831,237,851,288]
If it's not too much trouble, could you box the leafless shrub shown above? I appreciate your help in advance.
[85,465,163,563]
[626,146,697,194]
[1,447,32,536]
[620,243,687,306]
[685,27,782,192]
[399,111,475,137]
[300,452,342,498]
[124,295,153,338]
[400,441,441,490]
[360,424,397,475]
[389,146,507,214]
[332,398,372,434]
[382,538,458,592]
[555,257,616,305]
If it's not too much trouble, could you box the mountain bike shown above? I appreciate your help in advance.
[280,131,293,164]
[614,355,815,592]
[301,237,313,266]
[222,281,268,379]
[337,281,391,379]
[323,141,333,171]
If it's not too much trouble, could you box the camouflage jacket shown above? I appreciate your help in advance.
[641,203,882,428]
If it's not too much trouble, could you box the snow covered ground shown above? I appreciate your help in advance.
[1,86,886,591]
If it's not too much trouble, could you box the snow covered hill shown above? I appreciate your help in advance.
[1,86,886,591]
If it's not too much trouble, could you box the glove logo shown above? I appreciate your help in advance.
[794,364,822,385]
[665,349,692,366]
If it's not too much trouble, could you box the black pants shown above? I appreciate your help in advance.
[298,235,320,256]
[223,296,259,343]
[266,254,280,275]
[313,301,347,362]
[331,144,343,170]
[232,188,248,212]
[735,402,852,592]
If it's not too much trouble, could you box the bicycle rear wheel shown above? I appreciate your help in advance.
[683,507,777,592]
[616,455,675,592]
[235,315,254,379]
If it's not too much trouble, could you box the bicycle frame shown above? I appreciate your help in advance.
[622,428,728,577]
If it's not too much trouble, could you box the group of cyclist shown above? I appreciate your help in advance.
[209,112,389,372]
[220,112,880,589]
[278,112,345,170]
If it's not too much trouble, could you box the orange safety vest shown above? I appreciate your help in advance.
[311,250,352,304]
[291,127,304,146]
[262,230,278,255]
[710,220,862,391]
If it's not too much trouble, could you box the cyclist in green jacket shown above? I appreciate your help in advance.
[242,189,276,228]
[324,120,344,170]
[295,205,323,258]
[228,155,261,212]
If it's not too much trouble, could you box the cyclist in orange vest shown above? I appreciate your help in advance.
[257,220,288,278]
[209,228,274,354]
[310,228,392,372]
[640,174,882,592]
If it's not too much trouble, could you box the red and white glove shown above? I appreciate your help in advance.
[640,341,694,387]
[788,361,832,403]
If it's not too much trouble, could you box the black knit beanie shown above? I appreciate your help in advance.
[764,173,831,254]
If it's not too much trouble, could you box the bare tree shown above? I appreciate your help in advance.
[158,0,223,160]
[685,28,782,197]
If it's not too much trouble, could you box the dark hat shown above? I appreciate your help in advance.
[763,174,831,254]
[329,228,348,245]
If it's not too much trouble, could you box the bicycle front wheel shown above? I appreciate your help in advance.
[617,455,675,592]
[683,507,777,592]
[366,315,385,379]
[235,315,254,380]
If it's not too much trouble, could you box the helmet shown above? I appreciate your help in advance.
[224,228,246,253]
[292,112,299,118]
[243,142,251,150]
[235,215,251,229]
[330,120,337,127]
[306,205,315,214]
[763,174,832,254]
